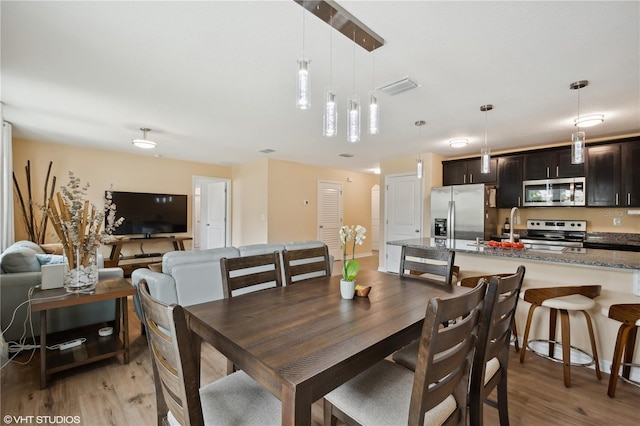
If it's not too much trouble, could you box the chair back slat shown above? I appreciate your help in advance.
[138,280,204,426]
[282,246,331,285]
[408,281,487,426]
[220,252,283,298]
[400,246,455,286]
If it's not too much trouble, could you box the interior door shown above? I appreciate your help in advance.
[385,174,422,272]
[193,177,229,250]
[371,184,380,251]
[317,180,343,259]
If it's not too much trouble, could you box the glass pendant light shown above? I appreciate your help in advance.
[569,80,588,164]
[296,9,310,110]
[368,45,379,135]
[323,11,337,137]
[480,104,493,174]
[415,120,425,179]
[347,30,360,143]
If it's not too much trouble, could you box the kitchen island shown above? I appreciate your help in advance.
[388,238,640,379]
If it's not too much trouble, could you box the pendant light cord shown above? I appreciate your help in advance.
[329,11,333,86]
[484,108,488,149]
[352,28,356,94]
[302,8,305,59]
[576,87,581,131]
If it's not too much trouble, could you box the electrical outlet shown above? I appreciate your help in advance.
[613,217,622,227]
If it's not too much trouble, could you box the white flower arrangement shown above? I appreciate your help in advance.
[339,225,367,282]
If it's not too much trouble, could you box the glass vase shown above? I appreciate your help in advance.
[64,248,98,293]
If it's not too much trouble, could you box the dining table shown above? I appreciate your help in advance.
[184,268,467,426]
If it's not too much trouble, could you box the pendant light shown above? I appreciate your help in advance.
[347,29,360,143]
[132,128,156,149]
[296,9,310,110]
[368,44,379,135]
[323,11,337,137]
[569,80,588,164]
[415,120,425,179]
[480,104,493,174]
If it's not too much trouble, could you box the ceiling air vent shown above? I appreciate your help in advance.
[376,77,420,96]
[339,153,354,158]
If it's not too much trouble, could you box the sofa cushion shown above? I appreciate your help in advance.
[35,254,66,265]
[1,242,44,273]
[162,247,240,274]
[237,243,285,257]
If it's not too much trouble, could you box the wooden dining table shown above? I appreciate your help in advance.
[184,269,466,426]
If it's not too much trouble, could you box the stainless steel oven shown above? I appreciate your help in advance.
[520,219,587,253]
[522,177,585,207]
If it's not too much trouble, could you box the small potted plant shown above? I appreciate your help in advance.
[339,225,366,299]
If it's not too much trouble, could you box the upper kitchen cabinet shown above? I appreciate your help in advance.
[586,138,640,207]
[497,155,523,208]
[523,147,585,180]
[442,158,497,185]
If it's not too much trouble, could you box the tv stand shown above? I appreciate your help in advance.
[103,236,192,274]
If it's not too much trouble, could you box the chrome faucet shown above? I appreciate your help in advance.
[509,207,520,243]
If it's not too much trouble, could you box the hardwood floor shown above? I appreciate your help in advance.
[2,254,638,425]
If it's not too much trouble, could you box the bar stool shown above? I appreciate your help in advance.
[603,304,640,397]
[519,285,602,387]
[460,274,520,352]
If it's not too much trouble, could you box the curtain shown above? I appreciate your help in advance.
[1,120,14,251]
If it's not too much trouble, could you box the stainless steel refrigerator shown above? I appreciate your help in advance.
[431,184,498,241]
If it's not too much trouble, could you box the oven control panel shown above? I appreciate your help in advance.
[526,220,586,232]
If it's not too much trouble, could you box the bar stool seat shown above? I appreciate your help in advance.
[603,303,640,397]
[519,285,602,387]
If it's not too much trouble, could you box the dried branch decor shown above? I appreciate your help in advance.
[12,160,56,244]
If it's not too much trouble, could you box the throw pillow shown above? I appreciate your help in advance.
[40,243,64,255]
[35,254,66,265]
[0,247,41,273]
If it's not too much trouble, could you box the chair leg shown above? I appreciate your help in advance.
[519,304,539,364]
[497,372,510,426]
[560,309,571,387]
[608,324,632,397]
[581,310,601,380]
[549,308,558,359]
[622,326,637,379]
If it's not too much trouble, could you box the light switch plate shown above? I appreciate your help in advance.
[613,217,622,226]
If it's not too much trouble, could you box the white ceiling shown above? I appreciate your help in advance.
[2,1,639,175]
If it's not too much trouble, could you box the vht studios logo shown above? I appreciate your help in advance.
[3,416,81,424]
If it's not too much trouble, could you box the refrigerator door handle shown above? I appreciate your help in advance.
[448,200,455,240]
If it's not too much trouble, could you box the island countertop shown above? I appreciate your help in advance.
[388,238,640,270]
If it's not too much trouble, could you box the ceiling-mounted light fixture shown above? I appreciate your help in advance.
[480,104,494,174]
[449,138,468,148]
[368,43,379,135]
[323,11,337,137]
[296,8,310,110]
[569,80,591,164]
[415,120,425,179]
[574,114,604,128]
[132,128,156,149]
[347,29,360,143]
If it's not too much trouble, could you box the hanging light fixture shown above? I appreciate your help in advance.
[296,8,310,110]
[347,29,360,143]
[480,104,493,174]
[132,127,156,149]
[415,120,425,179]
[449,138,468,148]
[569,80,590,164]
[323,11,337,137]
[368,43,379,135]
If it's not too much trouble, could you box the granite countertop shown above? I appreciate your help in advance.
[388,238,640,270]
[584,232,640,247]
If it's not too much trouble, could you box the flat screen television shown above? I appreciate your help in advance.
[106,191,188,237]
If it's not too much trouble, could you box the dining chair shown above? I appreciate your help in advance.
[220,251,283,298]
[469,265,526,426]
[282,245,331,285]
[399,245,456,286]
[137,280,281,426]
[323,279,490,426]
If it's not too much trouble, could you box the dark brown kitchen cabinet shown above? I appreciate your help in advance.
[523,147,584,180]
[497,155,523,208]
[442,158,497,185]
[586,140,639,207]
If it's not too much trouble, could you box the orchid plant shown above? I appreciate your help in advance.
[339,225,367,282]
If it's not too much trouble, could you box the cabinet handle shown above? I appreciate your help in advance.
[616,193,619,206]
[470,174,473,183]
[628,193,631,206]
[556,166,559,177]
[518,196,521,207]
[546,166,550,178]
[463,175,466,184]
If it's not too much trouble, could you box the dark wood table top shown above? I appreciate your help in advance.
[185,269,466,426]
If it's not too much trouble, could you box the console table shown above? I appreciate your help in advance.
[103,236,192,269]
[30,278,136,389]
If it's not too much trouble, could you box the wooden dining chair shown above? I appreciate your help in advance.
[323,280,490,426]
[282,245,331,285]
[399,245,456,286]
[137,280,281,426]
[469,265,526,426]
[220,251,283,298]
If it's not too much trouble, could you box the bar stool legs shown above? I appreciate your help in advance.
[606,304,640,398]
[519,285,602,388]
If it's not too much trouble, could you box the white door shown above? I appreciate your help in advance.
[371,185,380,251]
[385,174,422,272]
[317,180,343,260]
[193,177,230,250]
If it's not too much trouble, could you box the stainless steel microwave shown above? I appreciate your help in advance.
[522,177,586,207]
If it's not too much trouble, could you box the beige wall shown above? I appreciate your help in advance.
[231,159,269,246]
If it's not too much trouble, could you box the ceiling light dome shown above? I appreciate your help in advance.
[449,138,468,148]
[574,114,604,128]
[132,127,157,149]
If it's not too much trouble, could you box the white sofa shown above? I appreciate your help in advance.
[131,241,333,321]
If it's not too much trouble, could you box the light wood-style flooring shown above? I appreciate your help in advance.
[2,254,638,425]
